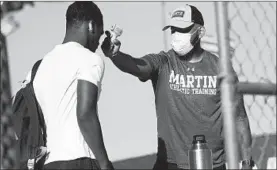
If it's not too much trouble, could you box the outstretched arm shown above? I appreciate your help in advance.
[110,51,152,79]
[101,31,167,81]
[110,51,167,81]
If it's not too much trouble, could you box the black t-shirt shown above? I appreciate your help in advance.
[140,49,246,169]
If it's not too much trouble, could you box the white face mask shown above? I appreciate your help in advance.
[171,31,194,56]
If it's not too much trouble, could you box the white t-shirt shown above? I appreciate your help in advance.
[25,42,105,164]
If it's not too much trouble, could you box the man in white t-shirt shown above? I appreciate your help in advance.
[23,2,114,169]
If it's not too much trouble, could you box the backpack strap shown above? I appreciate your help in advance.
[28,59,47,145]
[30,60,42,83]
[12,60,42,139]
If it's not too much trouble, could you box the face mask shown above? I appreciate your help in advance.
[171,30,197,56]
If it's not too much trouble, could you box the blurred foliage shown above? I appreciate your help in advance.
[1,1,34,17]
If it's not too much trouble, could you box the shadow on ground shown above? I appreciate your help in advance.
[113,134,276,169]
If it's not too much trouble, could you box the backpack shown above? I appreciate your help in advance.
[12,60,48,170]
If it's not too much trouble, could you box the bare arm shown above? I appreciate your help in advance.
[101,32,167,81]
[110,51,168,82]
[233,77,253,162]
[235,96,254,169]
[110,51,152,80]
[77,80,112,168]
[236,117,252,160]
[226,64,253,166]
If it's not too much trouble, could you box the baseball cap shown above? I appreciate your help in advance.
[162,4,204,31]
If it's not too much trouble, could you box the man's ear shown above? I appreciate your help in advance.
[198,26,206,39]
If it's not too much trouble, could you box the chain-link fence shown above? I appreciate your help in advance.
[1,2,35,169]
[226,2,276,169]
[1,32,17,169]
[0,1,276,169]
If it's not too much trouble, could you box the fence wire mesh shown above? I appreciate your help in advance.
[227,2,276,169]
[1,33,16,169]
[0,1,276,170]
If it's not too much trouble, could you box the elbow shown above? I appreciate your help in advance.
[138,73,150,81]
[77,114,90,129]
[77,114,87,124]
[77,108,97,123]
[77,110,88,121]
[77,112,100,133]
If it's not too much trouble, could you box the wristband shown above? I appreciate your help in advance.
[241,159,255,167]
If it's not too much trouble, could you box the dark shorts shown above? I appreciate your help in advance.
[153,161,227,170]
[43,157,100,170]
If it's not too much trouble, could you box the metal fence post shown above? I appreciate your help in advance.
[215,2,239,169]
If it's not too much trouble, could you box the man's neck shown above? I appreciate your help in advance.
[62,37,84,46]
[62,31,86,47]
[189,47,204,63]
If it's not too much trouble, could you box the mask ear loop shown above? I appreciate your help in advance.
[191,26,205,46]
[199,26,206,39]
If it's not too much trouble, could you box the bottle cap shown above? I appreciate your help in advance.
[111,24,123,37]
[192,135,206,144]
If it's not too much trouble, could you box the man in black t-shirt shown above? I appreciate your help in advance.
[102,4,254,170]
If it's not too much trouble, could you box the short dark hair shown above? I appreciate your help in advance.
[66,1,103,28]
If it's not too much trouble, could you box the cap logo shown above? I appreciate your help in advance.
[172,10,185,18]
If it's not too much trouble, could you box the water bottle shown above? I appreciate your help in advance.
[188,135,213,169]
